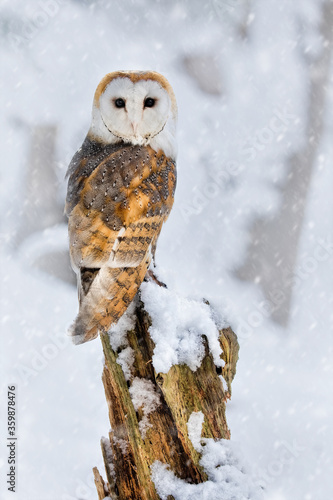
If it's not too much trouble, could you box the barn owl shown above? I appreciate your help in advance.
[65,71,177,345]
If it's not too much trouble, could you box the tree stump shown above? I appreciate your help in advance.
[94,292,239,500]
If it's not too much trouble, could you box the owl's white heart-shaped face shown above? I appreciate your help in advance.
[99,78,170,144]
[89,71,178,159]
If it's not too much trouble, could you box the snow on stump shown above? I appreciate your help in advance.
[94,281,259,500]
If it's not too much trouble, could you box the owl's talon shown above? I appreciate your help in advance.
[145,269,167,288]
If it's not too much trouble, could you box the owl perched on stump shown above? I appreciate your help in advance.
[65,71,177,345]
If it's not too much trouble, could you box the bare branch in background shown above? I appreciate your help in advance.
[17,124,64,243]
[16,124,75,285]
[236,0,333,326]
[183,54,224,95]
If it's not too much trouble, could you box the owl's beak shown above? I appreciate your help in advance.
[131,122,139,134]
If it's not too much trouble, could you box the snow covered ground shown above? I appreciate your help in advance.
[1,0,332,498]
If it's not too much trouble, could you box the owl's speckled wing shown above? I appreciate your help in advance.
[66,138,176,344]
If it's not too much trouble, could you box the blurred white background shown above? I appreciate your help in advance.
[0,1,332,499]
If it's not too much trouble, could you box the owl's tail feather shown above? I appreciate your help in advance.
[69,256,150,345]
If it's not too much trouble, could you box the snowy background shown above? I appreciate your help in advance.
[0,0,332,498]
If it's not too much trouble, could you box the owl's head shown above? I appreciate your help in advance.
[89,71,177,159]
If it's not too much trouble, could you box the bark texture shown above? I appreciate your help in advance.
[94,297,239,500]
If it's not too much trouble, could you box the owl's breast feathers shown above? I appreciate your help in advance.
[65,138,176,343]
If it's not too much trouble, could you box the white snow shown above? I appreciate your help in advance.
[100,436,115,479]
[116,346,135,382]
[151,438,263,500]
[108,301,137,352]
[152,411,262,499]
[140,281,225,373]
[129,377,161,438]
[108,302,137,380]
[187,411,205,452]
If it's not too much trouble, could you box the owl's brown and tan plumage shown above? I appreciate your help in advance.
[65,71,177,344]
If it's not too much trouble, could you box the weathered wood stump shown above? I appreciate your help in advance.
[94,295,239,500]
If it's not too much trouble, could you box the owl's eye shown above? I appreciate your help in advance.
[144,97,155,108]
[114,98,126,108]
